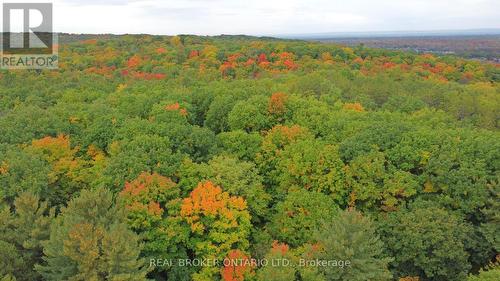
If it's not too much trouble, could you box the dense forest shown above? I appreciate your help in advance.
[0,34,499,281]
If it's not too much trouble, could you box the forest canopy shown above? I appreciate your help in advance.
[0,34,499,281]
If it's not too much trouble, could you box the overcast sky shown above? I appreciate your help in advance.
[4,0,500,35]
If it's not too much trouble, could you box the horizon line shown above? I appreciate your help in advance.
[37,27,500,38]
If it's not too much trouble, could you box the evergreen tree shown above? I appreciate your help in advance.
[314,209,392,281]
[36,188,148,280]
[0,192,54,281]
[480,185,500,252]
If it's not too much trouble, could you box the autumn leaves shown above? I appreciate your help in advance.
[119,172,252,281]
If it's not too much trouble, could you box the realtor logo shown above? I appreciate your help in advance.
[1,3,58,69]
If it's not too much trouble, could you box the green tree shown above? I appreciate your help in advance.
[0,274,17,281]
[378,203,471,281]
[290,72,339,99]
[102,134,183,189]
[256,241,327,281]
[480,184,500,252]
[228,95,271,132]
[0,192,54,281]
[468,263,500,281]
[314,209,392,281]
[255,125,313,191]
[256,242,296,281]
[276,139,346,203]
[268,190,338,247]
[36,188,148,280]
[0,145,50,204]
[205,95,237,133]
[216,130,262,162]
[345,151,418,211]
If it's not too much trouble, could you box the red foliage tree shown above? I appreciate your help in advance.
[258,53,268,63]
[127,55,142,68]
[221,250,255,281]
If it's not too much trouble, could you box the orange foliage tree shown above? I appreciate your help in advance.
[221,249,255,281]
[119,172,181,262]
[180,181,251,280]
[268,92,288,116]
[343,102,365,112]
[120,172,178,227]
[28,134,88,205]
[156,47,167,54]
[127,54,142,69]
[164,102,188,116]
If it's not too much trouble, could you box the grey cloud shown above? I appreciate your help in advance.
[61,0,146,6]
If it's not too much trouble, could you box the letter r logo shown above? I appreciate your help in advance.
[2,3,53,54]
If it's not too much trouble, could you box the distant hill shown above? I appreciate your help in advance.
[272,29,500,62]
[277,29,500,40]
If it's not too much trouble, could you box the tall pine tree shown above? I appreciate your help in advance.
[0,192,54,281]
[36,187,148,280]
[314,209,392,281]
